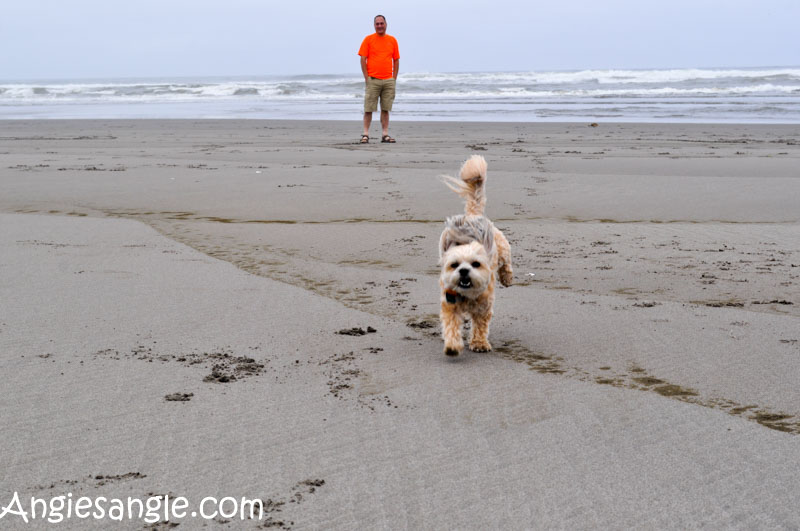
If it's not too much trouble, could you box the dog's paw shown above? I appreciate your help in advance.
[444,340,463,357]
[499,267,513,287]
[469,340,492,352]
[444,347,461,357]
[443,333,464,356]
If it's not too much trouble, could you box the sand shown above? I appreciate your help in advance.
[1,119,799,529]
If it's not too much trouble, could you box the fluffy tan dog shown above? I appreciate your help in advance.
[439,155,512,357]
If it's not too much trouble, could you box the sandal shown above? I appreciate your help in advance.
[360,135,369,144]
[381,135,396,143]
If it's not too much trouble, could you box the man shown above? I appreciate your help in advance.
[358,15,400,143]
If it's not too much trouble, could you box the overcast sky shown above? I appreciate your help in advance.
[2,0,798,80]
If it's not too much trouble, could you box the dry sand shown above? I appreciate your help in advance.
[1,119,799,528]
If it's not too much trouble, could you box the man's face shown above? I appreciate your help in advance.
[374,17,386,35]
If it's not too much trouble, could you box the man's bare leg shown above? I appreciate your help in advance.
[380,110,390,138]
[362,112,373,138]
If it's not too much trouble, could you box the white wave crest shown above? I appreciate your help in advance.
[403,67,800,85]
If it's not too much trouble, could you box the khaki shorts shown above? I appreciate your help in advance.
[364,77,396,113]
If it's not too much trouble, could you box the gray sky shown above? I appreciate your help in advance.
[2,0,798,80]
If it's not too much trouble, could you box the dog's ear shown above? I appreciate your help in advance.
[439,228,456,263]
[482,223,496,258]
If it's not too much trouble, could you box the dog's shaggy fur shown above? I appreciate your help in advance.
[439,155,512,356]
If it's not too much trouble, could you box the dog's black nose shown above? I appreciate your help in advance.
[458,268,470,277]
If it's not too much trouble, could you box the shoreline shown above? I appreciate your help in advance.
[3,117,800,125]
[3,116,800,124]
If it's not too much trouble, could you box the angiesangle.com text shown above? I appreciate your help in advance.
[1,491,267,524]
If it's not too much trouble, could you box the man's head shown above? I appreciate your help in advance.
[374,15,386,35]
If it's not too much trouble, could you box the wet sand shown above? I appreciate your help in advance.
[1,119,799,528]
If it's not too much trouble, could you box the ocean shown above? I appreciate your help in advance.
[1,67,799,122]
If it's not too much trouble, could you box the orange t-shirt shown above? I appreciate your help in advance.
[358,34,400,80]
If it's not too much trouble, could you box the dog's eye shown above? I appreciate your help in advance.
[471,262,481,268]
[450,262,459,269]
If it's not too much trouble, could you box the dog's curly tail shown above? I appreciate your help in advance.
[441,155,488,216]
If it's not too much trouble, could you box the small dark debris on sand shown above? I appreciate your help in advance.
[653,384,699,397]
[326,363,362,398]
[750,412,799,433]
[143,522,180,529]
[704,301,745,308]
[204,364,234,383]
[165,392,193,402]
[93,472,146,486]
[336,326,376,336]
[406,319,436,329]
[633,376,666,386]
[289,479,326,504]
[296,478,324,490]
[201,353,264,383]
[257,479,326,529]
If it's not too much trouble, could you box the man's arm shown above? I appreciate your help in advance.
[393,59,399,80]
[360,56,368,82]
